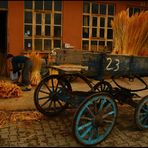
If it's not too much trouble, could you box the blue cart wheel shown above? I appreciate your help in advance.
[73,92,117,146]
[94,81,112,93]
[134,96,148,130]
[34,75,72,116]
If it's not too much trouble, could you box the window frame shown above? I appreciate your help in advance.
[82,1,115,52]
[24,0,62,52]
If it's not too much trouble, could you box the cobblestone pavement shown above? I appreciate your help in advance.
[0,103,148,147]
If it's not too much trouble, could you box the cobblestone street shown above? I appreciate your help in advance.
[0,103,148,147]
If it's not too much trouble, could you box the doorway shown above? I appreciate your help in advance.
[0,11,7,76]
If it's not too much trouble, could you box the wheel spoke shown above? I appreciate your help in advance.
[55,79,59,92]
[86,107,95,118]
[80,126,92,139]
[88,128,94,142]
[38,96,49,100]
[44,82,52,93]
[57,100,64,108]
[103,111,115,119]
[39,89,50,95]
[40,99,51,107]
[103,119,113,124]
[98,98,106,111]
[105,103,112,110]
[78,121,92,131]
[51,78,55,91]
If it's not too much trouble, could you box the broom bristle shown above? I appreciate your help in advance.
[111,10,148,56]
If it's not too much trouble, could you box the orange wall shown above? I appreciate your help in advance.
[8,1,24,55]
[62,1,83,50]
[7,1,148,55]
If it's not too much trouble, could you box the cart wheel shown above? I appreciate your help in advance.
[94,80,112,93]
[134,96,148,130]
[34,75,72,116]
[73,92,117,146]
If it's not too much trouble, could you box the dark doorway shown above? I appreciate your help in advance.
[0,11,7,76]
[0,11,7,54]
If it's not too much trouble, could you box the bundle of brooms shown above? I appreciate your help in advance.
[111,10,148,56]
[0,80,23,98]
[26,52,42,86]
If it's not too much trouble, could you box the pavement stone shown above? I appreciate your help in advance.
[0,104,147,147]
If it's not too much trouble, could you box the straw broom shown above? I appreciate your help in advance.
[111,10,148,56]
[28,52,42,86]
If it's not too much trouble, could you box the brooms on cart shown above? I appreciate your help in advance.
[34,52,148,146]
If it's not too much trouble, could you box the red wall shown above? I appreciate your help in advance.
[62,1,83,50]
[8,1,24,55]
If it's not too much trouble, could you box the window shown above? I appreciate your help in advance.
[0,1,8,9]
[24,0,62,51]
[128,7,148,17]
[82,2,115,52]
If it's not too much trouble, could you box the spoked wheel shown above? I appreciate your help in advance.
[34,75,72,116]
[134,96,148,130]
[73,92,117,146]
[94,80,112,93]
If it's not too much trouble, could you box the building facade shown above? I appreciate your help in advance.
[0,0,148,75]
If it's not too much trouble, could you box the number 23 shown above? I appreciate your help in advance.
[106,57,120,71]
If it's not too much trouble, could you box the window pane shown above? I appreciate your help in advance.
[100,28,104,38]
[35,0,43,10]
[54,40,61,48]
[83,2,90,13]
[100,17,105,27]
[45,25,50,36]
[44,1,52,10]
[45,14,51,24]
[107,41,113,51]
[35,39,42,50]
[83,28,89,38]
[36,25,41,35]
[25,39,32,50]
[91,41,97,51]
[107,29,113,39]
[54,26,61,37]
[108,17,113,27]
[129,8,133,17]
[134,7,140,14]
[82,40,89,50]
[25,12,32,23]
[92,3,98,14]
[92,17,97,27]
[36,13,41,24]
[24,1,32,9]
[0,1,8,8]
[108,4,114,15]
[54,14,61,25]
[92,28,97,37]
[83,16,90,26]
[54,1,62,11]
[99,41,105,51]
[25,25,32,36]
[100,4,106,14]
[44,39,51,50]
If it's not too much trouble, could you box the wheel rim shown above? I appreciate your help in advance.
[34,75,71,115]
[74,93,117,145]
[136,97,148,129]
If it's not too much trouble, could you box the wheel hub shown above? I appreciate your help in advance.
[93,111,104,126]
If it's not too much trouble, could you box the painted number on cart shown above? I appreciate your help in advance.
[106,57,120,71]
